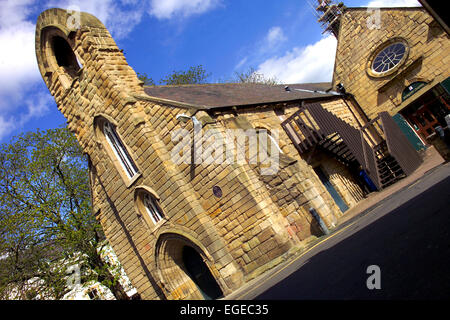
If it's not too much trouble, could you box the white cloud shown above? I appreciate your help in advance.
[0,0,221,141]
[265,26,287,48]
[0,1,54,141]
[0,1,42,111]
[148,0,221,20]
[256,35,337,84]
[0,23,40,106]
[253,0,420,85]
[365,0,419,7]
[233,26,288,71]
[23,91,53,122]
[45,0,223,35]
[0,91,53,141]
[45,0,145,39]
[0,116,16,141]
[235,57,248,70]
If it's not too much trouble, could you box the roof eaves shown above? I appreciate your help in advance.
[131,92,211,110]
[206,95,342,114]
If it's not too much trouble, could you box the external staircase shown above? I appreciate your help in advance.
[281,103,422,190]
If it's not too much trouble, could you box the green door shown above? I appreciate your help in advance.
[392,113,426,151]
[314,166,349,213]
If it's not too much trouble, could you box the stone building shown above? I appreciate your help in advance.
[35,2,448,300]
[328,1,450,158]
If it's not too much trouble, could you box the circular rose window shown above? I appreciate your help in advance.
[372,42,406,73]
[367,39,409,77]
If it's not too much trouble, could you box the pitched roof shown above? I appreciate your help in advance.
[143,82,336,109]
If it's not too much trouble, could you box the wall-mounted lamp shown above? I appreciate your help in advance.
[175,113,202,180]
[176,114,202,127]
[336,83,347,95]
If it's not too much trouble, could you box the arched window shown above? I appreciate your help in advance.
[256,128,283,156]
[135,188,165,227]
[40,27,84,89]
[142,193,164,225]
[102,121,139,180]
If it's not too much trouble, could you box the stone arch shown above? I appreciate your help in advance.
[38,26,82,89]
[36,9,100,81]
[154,232,225,300]
[251,117,293,153]
[389,77,431,106]
[404,77,431,87]
[35,8,143,95]
[93,113,119,142]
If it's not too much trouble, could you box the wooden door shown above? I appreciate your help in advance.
[409,106,440,140]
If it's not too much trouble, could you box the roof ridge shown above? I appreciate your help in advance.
[144,82,332,89]
[143,82,262,89]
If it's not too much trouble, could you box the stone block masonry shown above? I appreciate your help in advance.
[36,8,366,299]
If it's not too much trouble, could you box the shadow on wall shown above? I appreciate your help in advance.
[96,173,167,300]
[310,216,324,238]
[427,20,445,42]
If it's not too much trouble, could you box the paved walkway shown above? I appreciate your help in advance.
[336,145,446,226]
[223,146,447,300]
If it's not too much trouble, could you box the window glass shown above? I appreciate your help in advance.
[143,193,164,225]
[103,121,139,179]
[372,42,406,74]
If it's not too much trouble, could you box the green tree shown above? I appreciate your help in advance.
[231,67,279,85]
[160,65,211,85]
[138,65,211,86]
[0,127,130,300]
[137,72,155,86]
[139,65,276,86]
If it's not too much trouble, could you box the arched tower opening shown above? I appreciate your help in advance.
[51,35,82,77]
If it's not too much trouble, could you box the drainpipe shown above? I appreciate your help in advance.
[345,93,372,124]
[309,208,330,235]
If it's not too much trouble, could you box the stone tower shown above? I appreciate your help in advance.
[331,6,450,161]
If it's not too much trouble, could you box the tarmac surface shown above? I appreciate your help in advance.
[231,162,450,300]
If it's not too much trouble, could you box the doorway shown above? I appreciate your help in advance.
[401,87,450,141]
[314,166,349,213]
[182,246,223,300]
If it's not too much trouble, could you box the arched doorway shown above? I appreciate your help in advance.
[155,233,225,300]
[182,246,223,300]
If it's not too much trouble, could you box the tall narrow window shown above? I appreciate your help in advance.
[103,121,139,179]
[256,128,284,156]
[142,193,164,225]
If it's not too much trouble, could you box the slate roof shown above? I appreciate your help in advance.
[143,82,336,109]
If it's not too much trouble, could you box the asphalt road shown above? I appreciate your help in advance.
[251,164,450,300]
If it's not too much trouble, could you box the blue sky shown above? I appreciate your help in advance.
[0,0,419,142]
